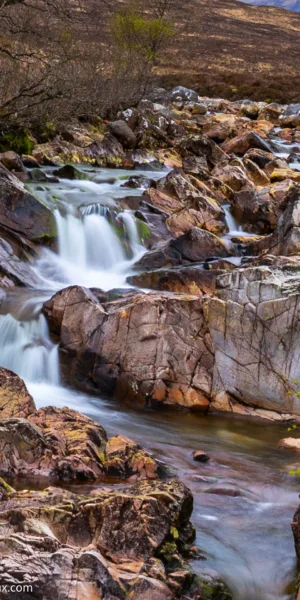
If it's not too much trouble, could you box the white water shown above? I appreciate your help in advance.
[0,171,146,388]
[0,167,298,599]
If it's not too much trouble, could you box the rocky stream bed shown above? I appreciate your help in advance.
[1,87,300,598]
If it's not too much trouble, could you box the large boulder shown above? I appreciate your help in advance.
[0,479,198,600]
[0,370,159,482]
[109,120,137,149]
[43,286,214,410]
[145,169,226,236]
[207,265,300,417]
[134,228,230,271]
[0,163,55,241]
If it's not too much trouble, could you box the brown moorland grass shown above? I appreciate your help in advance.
[155,0,300,103]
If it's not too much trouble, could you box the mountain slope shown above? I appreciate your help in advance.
[157,0,300,103]
[239,0,300,12]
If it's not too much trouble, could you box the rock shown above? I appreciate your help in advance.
[169,86,199,103]
[0,367,36,419]
[106,435,158,480]
[202,114,240,143]
[221,131,273,155]
[21,154,41,168]
[292,503,300,563]
[191,570,233,600]
[193,450,210,463]
[0,478,198,600]
[179,134,228,168]
[240,102,259,120]
[55,164,87,179]
[278,438,300,452]
[250,195,300,255]
[258,103,284,123]
[243,157,270,186]
[109,120,137,149]
[0,162,55,241]
[243,147,276,169]
[207,265,300,417]
[212,163,252,193]
[44,286,214,410]
[29,168,59,183]
[231,180,298,235]
[270,168,300,183]
[0,151,24,172]
[86,133,125,167]
[127,266,221,296]
[135,228,229,271]
[0,236,42,288]
[146,169,226,236]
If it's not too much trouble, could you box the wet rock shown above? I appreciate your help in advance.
[0,367,35,419]
[109,120,137,149]
[0,163,55,241]
[106,435,158,480]
[21,154,41,168]
[127,266,221,296]
[134,228,229,271]
[193,450,210,463]
[29,168,59,183]
[278,438,300,452]
[0,236,42,288]
[55,164,87,179]
[191,569,233,599]
[207,265,300,417]
[0,479,197,600]
[0,151,24,172]
[44,286,214,410]
[86,133,125,167]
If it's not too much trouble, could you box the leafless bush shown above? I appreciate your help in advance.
[0,0,176,129]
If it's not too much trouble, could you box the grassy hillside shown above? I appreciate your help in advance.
[156,0,300,103]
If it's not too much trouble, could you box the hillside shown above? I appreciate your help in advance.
[157,0,300,102]
[239,0,300,11]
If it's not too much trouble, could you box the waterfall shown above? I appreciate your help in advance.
[35,204,142,291]
[0,299,60,385]
[224,204,242,234]
[118,211,141,250]
[0,170,147,396]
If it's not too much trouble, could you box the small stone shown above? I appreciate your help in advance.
[193,450,210,463]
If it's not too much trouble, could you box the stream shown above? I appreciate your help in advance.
[0,159,299,599]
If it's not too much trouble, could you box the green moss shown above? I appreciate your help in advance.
[0,477,14,494]
[136,219,151,240]
[0,129,34,154]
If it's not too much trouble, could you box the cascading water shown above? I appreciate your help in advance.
[0,166,299,600]
[0,170,146,391]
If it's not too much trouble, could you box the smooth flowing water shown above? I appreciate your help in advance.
[0,165,298,600]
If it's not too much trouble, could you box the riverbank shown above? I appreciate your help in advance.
[0,86,300,598]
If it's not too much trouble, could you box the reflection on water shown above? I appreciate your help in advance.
[29,380,299,600]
